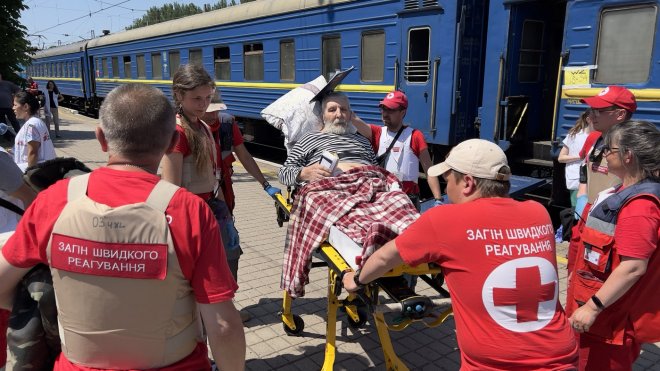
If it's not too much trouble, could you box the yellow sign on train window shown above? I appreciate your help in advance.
[563,66,593,88]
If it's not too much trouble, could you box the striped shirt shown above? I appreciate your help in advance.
[279,132,377,186]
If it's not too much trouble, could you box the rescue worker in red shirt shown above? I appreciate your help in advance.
[0,84,245,370]
[567,120,659,371]
[343,139,578,370]
[353,91,441,208]
[568,86,636,273]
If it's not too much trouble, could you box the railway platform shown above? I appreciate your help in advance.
[3,109,659,370]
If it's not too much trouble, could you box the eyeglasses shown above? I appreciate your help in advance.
[602,145,620,156]
[592,107,621,117]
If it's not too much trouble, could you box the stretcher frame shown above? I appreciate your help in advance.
[272,192,453,371]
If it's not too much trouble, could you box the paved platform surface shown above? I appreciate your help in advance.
[9,109,658,370]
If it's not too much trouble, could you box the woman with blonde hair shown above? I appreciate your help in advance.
[160,64,247,320]
[559,109,592,207]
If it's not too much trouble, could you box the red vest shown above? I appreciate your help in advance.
[566,180,660,344]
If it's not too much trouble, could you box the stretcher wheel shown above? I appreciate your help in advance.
[283,314,305,336]
[346,307,368,329]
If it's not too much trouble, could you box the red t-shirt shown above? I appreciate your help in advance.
[609,195,660,342]
[2,168,238,370]
[369,124,427,194]
[395,198,578,370]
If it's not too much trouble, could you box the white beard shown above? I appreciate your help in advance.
[322,119,356,135]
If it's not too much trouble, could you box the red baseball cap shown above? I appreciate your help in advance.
[580,86,637,112]
[379,91,408,110]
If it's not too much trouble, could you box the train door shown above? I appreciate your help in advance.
[80,57,88,99]
[397,5,447,143]
[495,1,566,156]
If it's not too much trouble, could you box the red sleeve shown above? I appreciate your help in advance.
[231,122,243,146]
[167,192,238,303]
[409,129,428,157]
[369,124,381,152]
[173,125,191,156]
[615,197,660,260]
[395,209,446,266]
[579,132,601,159]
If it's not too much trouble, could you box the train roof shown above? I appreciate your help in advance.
[86,0,355,49]
[33,40,87,58]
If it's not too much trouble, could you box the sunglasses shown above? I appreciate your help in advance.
[601,145,620,156]
[591,107,621,117]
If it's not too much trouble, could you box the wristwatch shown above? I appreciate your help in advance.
[262,181,271,190]
[353,269,365,289]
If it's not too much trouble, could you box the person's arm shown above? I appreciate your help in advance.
[418,148,441,199]
[557,145,580,164]
[160,152,184,186]
[569,257,648,332]
[199,301,246,371]
[0,254,31,310]
[342,239,403,292]
[278,138,330,186]
[351,114,372,140]
[26,141,41,168]
[233,143,267,185]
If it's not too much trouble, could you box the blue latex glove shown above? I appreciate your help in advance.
[264,185,281,197]
[221,218,241,252]
[574,195,588,220]
[434,199,445,207]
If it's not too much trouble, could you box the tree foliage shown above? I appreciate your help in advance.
[126,3,202,30]
[127,1,244,30]
[1,0,35,83]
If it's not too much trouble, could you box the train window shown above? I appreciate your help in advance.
[595,5,657,84]
[58,62,63,77]
[406,28,430,83]
[280,40,295,81]
[102,58,109,78]
[152,53,163,79]
[214,46,230,80]
[322,36,342,81]
[361,31,385,82]
[518,20,544,83]
[244,43,264,81]
[136,55,146,79]
[189,49,203,66]
[73,61,77,77]
[123,56,131,79]
[111,57,119,78]
[169,51,181,76]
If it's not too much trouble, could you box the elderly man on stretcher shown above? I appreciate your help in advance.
[277,91,421,298]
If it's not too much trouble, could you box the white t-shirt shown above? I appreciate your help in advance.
[562,130,589,190]
[14,116,57,171]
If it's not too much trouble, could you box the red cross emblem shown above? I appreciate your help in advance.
[492,266,556,322]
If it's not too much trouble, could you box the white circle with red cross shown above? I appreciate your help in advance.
[481,257,558,332]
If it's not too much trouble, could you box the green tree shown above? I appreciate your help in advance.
[239,0,256,3]
[126,3,203,30]
[1,0,34,83]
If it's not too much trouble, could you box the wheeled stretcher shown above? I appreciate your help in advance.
[272,191,453,371]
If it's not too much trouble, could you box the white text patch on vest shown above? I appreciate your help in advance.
[51,233,168,280]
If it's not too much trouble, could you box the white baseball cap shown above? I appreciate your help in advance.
[428,139,511,181]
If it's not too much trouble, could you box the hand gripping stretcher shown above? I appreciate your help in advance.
[272,190,453,371]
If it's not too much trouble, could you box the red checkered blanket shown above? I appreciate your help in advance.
[281,165,420,297]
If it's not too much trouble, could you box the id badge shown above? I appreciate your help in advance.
[584,247,601,265]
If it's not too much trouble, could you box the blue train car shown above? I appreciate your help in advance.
[556,1,660,135]
[28,41,91,111]
[63,0,491,155]
[29,0,660,204]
